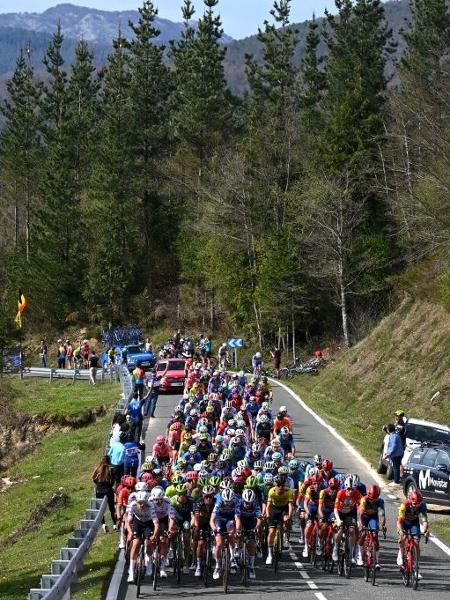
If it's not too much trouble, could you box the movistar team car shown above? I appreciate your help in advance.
[403,442,450,507]
[124,344,155,372]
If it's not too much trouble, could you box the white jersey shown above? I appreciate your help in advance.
[128,500,158,523]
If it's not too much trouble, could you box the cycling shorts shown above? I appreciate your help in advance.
[132,517,155,540]
[240,516,257,536]
[306,501,319,522]
[401,519,421,538]
[320,508,335,522]
[360,514,379,531]
[215,517,235,534]
[158,516,169,533]
[337,510,357,527]
[269,505,288,527]
[196,525,212,541]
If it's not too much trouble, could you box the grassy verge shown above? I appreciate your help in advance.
[0,378,120,600]
[5,378,118,417]
[71,531,119,600]
[286,298,450,545]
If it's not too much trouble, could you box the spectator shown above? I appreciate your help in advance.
[57,339,66,369]
[144,338,152,353]
[384,423,404,485]
[126,392,144,443]
[109,413,126,446]
[38,339,48,368]
[92,455,117,532]
[394,410,407,448]
[144,365,167,418]
[108,428,127,484]
[122,432,145,477]
[89,350,99,385]
[131,361,145,400]
[81,339,90,368]
[65,339,73,368]
[270,346,282,378]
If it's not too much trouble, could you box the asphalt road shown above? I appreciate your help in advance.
[116,381,450,600]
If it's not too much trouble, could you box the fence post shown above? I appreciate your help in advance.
[49,369,54,383]
[72,368,77,384]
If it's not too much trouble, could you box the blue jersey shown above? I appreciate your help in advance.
[123,441,140,466]
[213,497,240,520]
[236,498,262,519]
[127,399,142,422]
[183,450,202,465]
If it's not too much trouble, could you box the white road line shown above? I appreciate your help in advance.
[315,593,328,600]
[307,581,319,589]
[388,494,397,499]
[272,377,450,561]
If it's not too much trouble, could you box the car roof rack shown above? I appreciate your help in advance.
[419,441,450,449]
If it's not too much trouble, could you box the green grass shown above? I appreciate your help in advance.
[286,297,450,545]
[0,379,120,600]
[5,378,118,418]
[71,531,119,600]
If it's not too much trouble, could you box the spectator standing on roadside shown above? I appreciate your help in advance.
[89,350,99,385]
[384,423,404,484]
[144,363,168,418]
[394,410,407,448]
[108,427,127,484]
[92,455,117,532]
[81,339,90,368]
[126,392,144,442]
[38,339,48,367]
[144,338,152,353]
[204,336,213,368]
[65,340,73,368]
[270,346,282,378]
[131,361,145,400]
[110,414,126,446]
[57,339,66,368]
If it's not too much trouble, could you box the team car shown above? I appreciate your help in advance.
[156,358,187,392]
[377,417,450,480]
[123,344,155,372]
[402,442,450,507]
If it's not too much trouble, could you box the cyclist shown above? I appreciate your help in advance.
[358,484,386,569]
[127,490,159,583]
[149,486,176,578]
[332,475,362,563]
[318,476,339,552]
[277,427,296,458]
[193,485,216,576]
[252,352,263,376]
[211,488,239,579]
[302,475,324,558]
[273,406,293,435]
[235,488,263,579]
[396,490,429,577]
[218,343,229,369]
[265,474,294,565]
[170,483,194,574]
[117,476,136,549]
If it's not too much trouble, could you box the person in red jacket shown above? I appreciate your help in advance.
[333,475,362,562]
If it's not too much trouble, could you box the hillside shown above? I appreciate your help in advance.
[294,297,450,467]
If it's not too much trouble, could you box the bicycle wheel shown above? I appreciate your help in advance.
[223,544,230,594]
[370,541,377,586]
[176,534,183,585]
[135,548,144,598]
[203,539,212,587]
[412,545,420,590]
[273,527,280,573]
[344,539,352,579]
[241,539,248,587]
[152,552,159,591]
[337,547,344,577]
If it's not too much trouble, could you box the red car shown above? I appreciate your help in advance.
[157,358,187,392]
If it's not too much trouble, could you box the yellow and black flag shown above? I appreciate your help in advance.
[14,290,28,329]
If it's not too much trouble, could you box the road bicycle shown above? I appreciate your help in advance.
[273,521,284,573]
[336,524,353,579]
[306,519,320,567]
[172,521,191,585]
[400,532,428,589]
[202,531,214,587]
[237,530,252,587]
[321,521,335,573]
[133,534,147,598]
[361,527,385,586]
[220,530,231,593]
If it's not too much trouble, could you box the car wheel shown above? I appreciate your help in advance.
[377,455,387,475]
[386,463,394,480]
[405,480,417,498]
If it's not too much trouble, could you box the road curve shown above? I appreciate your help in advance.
[115,381,450,600]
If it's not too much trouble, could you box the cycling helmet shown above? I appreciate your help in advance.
[310,474,323,485]
[224,400,232,409]
[231,437,241,446]
[175,483,188,495]
[135,481,150,492]
[208,452,217,463]
[150,486,165,500]
[226,429,236,438]
[262,401,269,410]
[186,471,198,481]
[309,467,321,478]
[409,490,423,504]
[124,476,137,487]
[206,405,214,413]
[271,438,281,447]
[156,435,165,444]
[322,459,333,472]
[237,459,248,468]
[242,488,256,503]
[258,414,268,424]
[141,462,152,471]
[280,426,290,436]
[178,458,187,467]
[272,452,282,461]
[202,486,215,496]
[199,470,209,480]
[215,434,224,443]
[220,478,233,490]
[140,472,154,483]
[198,476,209,488]
[367,485,381,500]
[279,406,287,413]
[351,474,361,487]
[136,491,150,503]
[189,444,197,453]
[209,475,221,488]
[344,475,357,490]
[289,459,299,471]
[253,460,264,470]
[252,442,261,453]
[184,432,193,440]
[221,488,234,502]
[234,466,243,476]
[235,428,246,437]
[198,425,208,434]
[328,477,340,491]
[265,461,275,472]
[199,417,208,426]
[171,474,184,485]
[255,352,262,358]
[222,448,232,459]
[313,454,323,466]
[245,475,258,488]
[278,465,289,475]
[263,473,274,485]
[273,475,284,486]
[190,408,198,416]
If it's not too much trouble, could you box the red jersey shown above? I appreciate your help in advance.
[117,487,130,507]
[334,489,362,514]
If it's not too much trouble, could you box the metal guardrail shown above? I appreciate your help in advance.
[22,365,120,383]
[26,366,129,600]
[28,496,107,600]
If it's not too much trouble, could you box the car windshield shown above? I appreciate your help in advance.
[127,345,143,354]
[168,361,186,371]
[156,362,168,372]
[406,423,450,444]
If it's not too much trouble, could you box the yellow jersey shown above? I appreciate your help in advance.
[268,486,294,508]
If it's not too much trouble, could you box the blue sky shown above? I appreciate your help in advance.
[0,1,337,39]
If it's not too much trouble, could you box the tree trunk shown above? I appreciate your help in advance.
[338,257,350,347]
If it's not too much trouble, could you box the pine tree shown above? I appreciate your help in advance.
[84,32,138,321]
[0,47,42,260]
[299,15,326,130]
